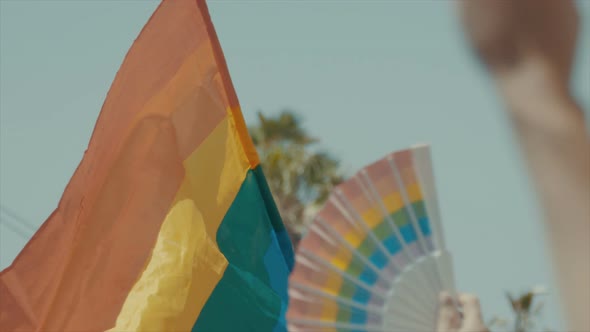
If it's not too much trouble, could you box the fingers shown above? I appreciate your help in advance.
[458,294,489,332]
[437,292,461,332]
[457,0,520,70]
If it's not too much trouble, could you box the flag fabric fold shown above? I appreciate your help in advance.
[0,0,294,331]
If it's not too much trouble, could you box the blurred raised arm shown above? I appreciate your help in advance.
[458,0,590,330]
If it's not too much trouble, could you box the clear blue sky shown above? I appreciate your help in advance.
[1,1,588,329]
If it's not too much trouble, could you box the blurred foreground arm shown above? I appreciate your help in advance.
[459,1,590,330]
[437,293,489,332]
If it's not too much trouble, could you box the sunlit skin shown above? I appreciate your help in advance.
[456,0,590,330]
[437,293,489,332]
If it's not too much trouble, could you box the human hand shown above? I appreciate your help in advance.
[457,2,590,331]
[437,293,489,332]
[458,0,579,90]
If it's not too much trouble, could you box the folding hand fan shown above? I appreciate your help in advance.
[287,144,456,332]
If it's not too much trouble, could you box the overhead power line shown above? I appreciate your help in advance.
[0,217,31,240]
[0,205,38,239]
[0,205,39,233]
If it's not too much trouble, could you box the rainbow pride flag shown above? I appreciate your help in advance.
[0,1,294,331]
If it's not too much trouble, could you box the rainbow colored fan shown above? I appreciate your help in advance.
[287,145,456,332]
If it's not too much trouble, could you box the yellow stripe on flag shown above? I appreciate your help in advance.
[110,112,251,330]
[173,112,251,237]
[108,199,227,332]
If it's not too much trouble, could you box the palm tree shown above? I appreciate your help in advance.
[249,110,343,248]
[488,286,551,332]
